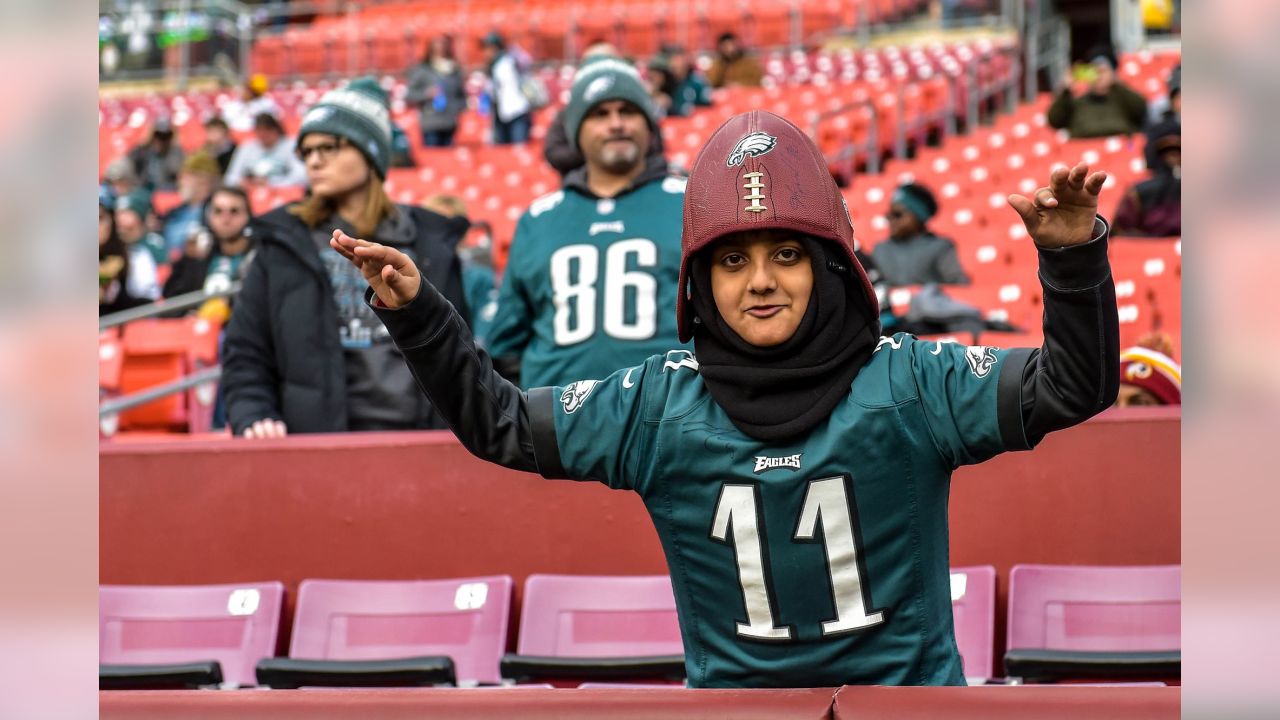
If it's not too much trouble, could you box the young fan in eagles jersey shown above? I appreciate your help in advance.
[330,111,1120,688]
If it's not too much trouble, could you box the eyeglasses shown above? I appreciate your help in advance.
[296,138,348,162]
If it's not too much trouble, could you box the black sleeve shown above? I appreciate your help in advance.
[368,282,564,477]
[414,207,473,329]
[162,256,210,299]
[221,249,284,435]
[998,217,1121,448]
[542,110,584,177]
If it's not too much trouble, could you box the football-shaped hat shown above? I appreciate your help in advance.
[677,110,879,342]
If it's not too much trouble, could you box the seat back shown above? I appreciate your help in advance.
[950,565,996,683]
[289,576,513,685]
[118,317,221,431]
[517,574,683,658]
[1007,565,1181,652]
[99,582,284,687]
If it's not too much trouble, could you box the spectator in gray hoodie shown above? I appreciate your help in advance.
[405,35,467,148]
[872,183,970,287]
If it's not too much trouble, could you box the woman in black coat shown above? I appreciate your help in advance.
[222,79,470,438]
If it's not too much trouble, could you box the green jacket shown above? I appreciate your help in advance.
[1047,83,1148,138]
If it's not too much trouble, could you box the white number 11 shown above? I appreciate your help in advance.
[710,477,885,641]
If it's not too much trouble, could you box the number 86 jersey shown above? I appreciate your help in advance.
[486,175,691,389]
[532,335,1036,688]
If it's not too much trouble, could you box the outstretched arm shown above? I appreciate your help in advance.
[1006,163,1121,445]
[329,230,559,474]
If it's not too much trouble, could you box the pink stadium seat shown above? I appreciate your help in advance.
[287,576,513,685]
[1007,565,1181,652]
[99,582,285,687]
[1005,564,1180,683]
[501,574,685,686]
[950,565,996,684]
[516,574,683,658]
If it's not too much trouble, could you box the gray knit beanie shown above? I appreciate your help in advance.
[562,57,659,152]
[298,76,392,178]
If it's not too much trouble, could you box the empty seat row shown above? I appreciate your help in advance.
[100,564,1180,690]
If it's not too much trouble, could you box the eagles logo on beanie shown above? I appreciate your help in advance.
[677,110,880,342]
[562,57,659,152]
[298,76,393,178]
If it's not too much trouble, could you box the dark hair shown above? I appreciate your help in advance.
[717,32,738,44]
[99,202,132,293]
[210,185,253,217]
[204,115,229,131]
[253,112,285,134]
[424,34,456,63]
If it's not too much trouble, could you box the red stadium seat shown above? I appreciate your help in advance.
[118,317,220,432]
[99,330,124,394]
[99,582,285,687]
[285,576,514,686]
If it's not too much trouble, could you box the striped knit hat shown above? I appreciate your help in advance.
[298,76,392,178]
[1119,346,1181,405]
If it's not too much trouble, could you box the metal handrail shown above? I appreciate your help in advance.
[99,365,222,418]
[809,96,880,177]
[99,282,242,332]
[811,37,1023,185]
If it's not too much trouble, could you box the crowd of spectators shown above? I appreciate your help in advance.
[100,36,1182,436]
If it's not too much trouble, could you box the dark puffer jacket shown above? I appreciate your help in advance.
[222,204,469,435]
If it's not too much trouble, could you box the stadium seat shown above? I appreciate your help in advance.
[264,576,513,687]
[950,565,996,684]
[99,582,285,688]
[99,330,124,394]
[117,317,221,433]
[500,574,685,686]
[1004,564,1181,683]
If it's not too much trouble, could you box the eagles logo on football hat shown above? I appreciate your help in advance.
[677,110,880,342]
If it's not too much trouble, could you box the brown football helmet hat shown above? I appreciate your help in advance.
[677,110,879,342]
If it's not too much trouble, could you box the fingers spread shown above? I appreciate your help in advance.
[1068,163,1088,189]
[1049,165,1070,196]
[1085,171,1108,195]
[1007,194,1041,229]
[1033,187,1058,208]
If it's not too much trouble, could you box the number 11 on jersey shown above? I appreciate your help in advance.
[710,476,886,641]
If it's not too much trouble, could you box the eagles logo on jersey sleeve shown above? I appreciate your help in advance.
[873,334,1032,466]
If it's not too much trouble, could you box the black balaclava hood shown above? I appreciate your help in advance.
[689,236,877,442]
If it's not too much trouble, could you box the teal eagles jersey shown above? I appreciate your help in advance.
[545,334,1032,688]
[487,177,692,388]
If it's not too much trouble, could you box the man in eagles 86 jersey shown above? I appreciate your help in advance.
[486,58,690,388]
[331,110,1120,687]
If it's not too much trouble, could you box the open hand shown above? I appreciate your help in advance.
[1008,163,1107,249]
[330,229,421,308]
